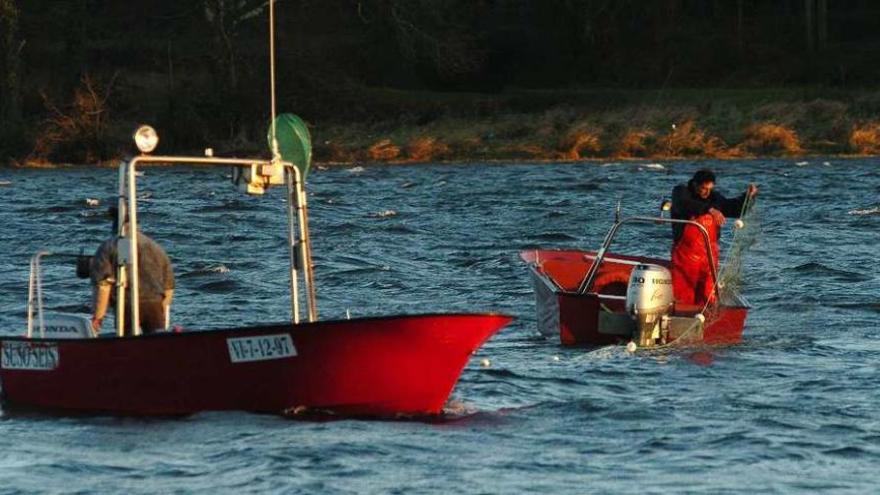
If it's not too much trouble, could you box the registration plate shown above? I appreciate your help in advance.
[1,341,59,370]
[227,334,297,363]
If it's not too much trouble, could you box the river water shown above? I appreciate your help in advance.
[0,159,878,493]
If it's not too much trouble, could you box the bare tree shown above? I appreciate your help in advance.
[817,0,827,51]
[203,0,268,93]
[358,0,489,83]
[1,0,23,127]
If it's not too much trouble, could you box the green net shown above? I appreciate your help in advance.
[268,113,312,180]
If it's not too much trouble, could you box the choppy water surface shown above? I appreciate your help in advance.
[0,159,878,493]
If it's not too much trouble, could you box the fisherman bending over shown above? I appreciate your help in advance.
[90,206,174,336]
[670,169,757,306]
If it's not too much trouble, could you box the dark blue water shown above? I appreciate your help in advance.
[0,159,878,493]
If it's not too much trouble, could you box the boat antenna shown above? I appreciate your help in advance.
[269,0,279,162]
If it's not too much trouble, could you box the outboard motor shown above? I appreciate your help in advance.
[625,264,674,347]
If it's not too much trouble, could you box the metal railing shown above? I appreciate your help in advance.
[26,252,83,338]
[575,216,720,303]
[116,155,317,337]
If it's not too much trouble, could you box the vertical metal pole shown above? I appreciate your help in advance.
[295,181,317,322]
[286,166,300,324]
[116,162,128,337]
[35,254,46,338]
[127,159,141,336]
[294,178,316,322]
[26,256,35,338]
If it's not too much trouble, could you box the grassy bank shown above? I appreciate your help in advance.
[6,87,880,167]
[311,87,880,163]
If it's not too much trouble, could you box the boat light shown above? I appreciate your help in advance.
[133,125,159,154]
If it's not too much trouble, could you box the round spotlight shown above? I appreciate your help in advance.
[133,125,159,154]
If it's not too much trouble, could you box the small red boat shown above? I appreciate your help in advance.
[521,214,750,348]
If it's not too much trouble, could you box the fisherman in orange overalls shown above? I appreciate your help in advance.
[670,169,757,306]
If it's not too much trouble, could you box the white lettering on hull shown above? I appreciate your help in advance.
[227,334,297,363]
[1,342,60,370]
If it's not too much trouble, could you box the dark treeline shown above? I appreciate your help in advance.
[2,0,880,163]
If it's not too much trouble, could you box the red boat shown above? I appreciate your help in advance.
[0,314,508,416]
[0,143,513,417]
[521,214,750,348]
[0,5,511,417]
[0,150,511,417]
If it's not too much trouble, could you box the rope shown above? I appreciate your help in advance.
[269,0,279,161]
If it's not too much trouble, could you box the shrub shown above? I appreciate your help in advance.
[498,143,547,159]
[614,130,656,158]
[406,136,450,162]
[367,139,401,161]
[849,124,880,155]
[559,127,601,160]
[658,120,712,157]
[740,123,803,155]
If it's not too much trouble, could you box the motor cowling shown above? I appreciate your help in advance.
[625,264,674,347]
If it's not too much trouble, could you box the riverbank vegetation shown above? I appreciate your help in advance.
[3,1,880,165]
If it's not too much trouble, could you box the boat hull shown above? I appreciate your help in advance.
[522,249,749,347]
[0,313,511,417]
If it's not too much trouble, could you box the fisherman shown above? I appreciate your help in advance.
[90,206,174,336]
[670,169,757,306]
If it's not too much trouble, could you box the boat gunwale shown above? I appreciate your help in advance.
[0,312,514,344]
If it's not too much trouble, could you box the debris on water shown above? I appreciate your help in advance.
[552,355,560,362]
[849,206,880,216]
[85,198,100,206]
[480,358,491,367]
[626,341,638,353]
[348,166,365,173]
[374,210,397,218]
[206,264,230,274]
[643,163,665,170]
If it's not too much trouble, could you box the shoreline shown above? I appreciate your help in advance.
[6,88,880,168]
[3,153,874,170]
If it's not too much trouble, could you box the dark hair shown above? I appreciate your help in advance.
[691,169,716,185]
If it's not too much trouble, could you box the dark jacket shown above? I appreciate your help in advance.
[671,181,746,242]
[91,232,174,301]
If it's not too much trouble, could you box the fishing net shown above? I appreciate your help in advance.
[717,194,760,303]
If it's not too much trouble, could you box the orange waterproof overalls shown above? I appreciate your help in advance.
[670,213,720,306]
